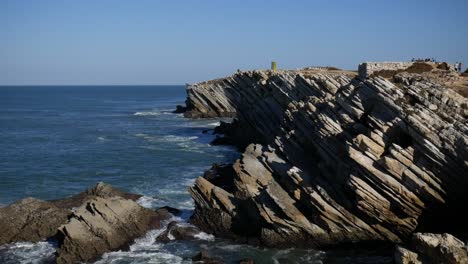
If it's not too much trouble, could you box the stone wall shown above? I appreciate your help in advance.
[358,62,414,79]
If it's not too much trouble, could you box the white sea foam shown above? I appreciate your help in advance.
[94,217,185,264]
[162,135,198,142]
[136,196,161,209]
[133,111,161,116]
[194,231,215,241]
[0,241,56,264]
[207,121,220,127]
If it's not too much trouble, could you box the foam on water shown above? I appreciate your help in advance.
[94,217,189,264]
[0,241,56,264]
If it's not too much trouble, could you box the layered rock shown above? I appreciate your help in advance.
[0,182,172,263]
[55,196,171,263]
[395,233,468,264]
[187,69,468,247]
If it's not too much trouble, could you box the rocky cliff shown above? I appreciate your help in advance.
[186,69,468,247]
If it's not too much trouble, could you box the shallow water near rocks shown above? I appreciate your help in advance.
[0,86,392,263]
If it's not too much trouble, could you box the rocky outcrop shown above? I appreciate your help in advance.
[395,233,468,264]
[0,182,138,245]
[0,198,69,245]
[55,196,171,263]
[50,181,142,209]
[187,69,468,247]
[0,182,173,263]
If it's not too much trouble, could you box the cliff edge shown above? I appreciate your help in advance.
[185,68,468,247]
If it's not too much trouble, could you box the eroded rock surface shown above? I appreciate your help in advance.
[0,198,69,245]
[395,233,468,264]
[187,70,468,247]
[55,196,171,263]
[0,182,172,263]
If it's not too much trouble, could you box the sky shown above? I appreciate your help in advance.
[1,0,467,85]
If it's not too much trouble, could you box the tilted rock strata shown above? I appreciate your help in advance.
[0,182,137,245]
[55,196,171,263]
[187,70,468,247]
[0,182,171,263]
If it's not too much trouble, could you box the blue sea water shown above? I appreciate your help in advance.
[0,86,391,263]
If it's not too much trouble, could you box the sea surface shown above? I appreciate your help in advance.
[0,86,392,263]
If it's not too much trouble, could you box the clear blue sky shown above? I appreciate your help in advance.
[1,0,467,85]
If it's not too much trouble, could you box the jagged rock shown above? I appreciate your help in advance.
[55,196,171,263]
[50,181,142,209]
[191,250,224,264]
[186,69,468,247]
[156,221,202,242]
[395,233,468,264]
[0,198,69,245]
[0,182,173,263]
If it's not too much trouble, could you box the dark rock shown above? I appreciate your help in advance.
[156,221,201,242]
[210,135,236,146]
[158,206,181,215]
[0,198,70,245]
[173,104,187,113]
[191,250,224,264]
[238,258,255,264]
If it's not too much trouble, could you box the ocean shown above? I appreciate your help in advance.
[0,86,391,263]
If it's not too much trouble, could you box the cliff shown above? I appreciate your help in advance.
[186,69,468,247]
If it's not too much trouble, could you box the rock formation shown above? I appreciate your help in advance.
[0,198,69,245]
[156,221,203,242]
[0,182,172,263]
[55,196,171,264]
[395,233,468,264]
[186,68,468,247]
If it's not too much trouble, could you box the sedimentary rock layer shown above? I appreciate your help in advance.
[0,182,172,263]
[187,69,468,247]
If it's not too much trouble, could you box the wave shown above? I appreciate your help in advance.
[133,111,162,116]
[136,196,162,209]
[133,109,177,117]
[94,217,184,264]
[0,241,56,264]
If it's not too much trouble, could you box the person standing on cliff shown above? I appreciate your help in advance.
[459,62,463,73]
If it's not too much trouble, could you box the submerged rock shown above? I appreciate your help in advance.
[186,69,468,247]
[395,233,468,264]
[156,221,202,242]
[191,250,224,264]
